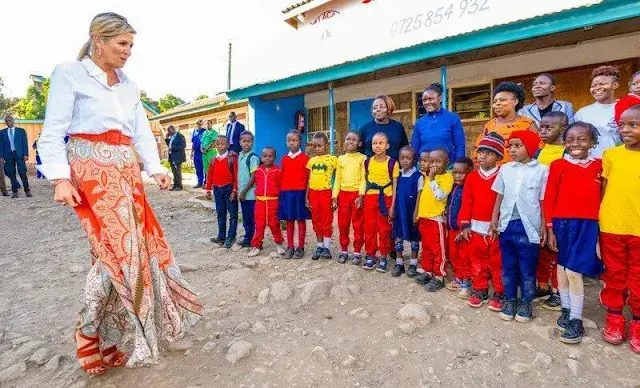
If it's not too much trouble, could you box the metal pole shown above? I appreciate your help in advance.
[440,66,448,110]
[328,84,335,155]
[227,42,232,90]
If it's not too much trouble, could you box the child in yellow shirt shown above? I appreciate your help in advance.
[359,132,399,272]
[332,131,366,264]
[306,132,338,260]
[414,149,454,292]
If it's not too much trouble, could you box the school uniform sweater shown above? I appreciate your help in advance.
[280,153,310,190]
[544,158,602,226]
[446,183,464,231]
[205,153,238,191]
[458,168,499,235]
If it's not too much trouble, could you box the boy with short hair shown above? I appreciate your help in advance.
[237,131,261,248]
[534,111,569,309]
[205,135,239,249]
[413,148,454,292]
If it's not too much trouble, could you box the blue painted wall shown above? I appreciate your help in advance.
[250,94,305,165]
[349,98,374,131]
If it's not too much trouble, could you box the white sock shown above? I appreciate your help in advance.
[323,237,332,249]
[341,251,348,255]
[569,294,585,320]
[559,289,570,309]
[396,258,404,265]
[409,259,418,266]
[317,242,323,248]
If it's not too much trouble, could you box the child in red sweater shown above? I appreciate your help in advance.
[459,132,505,311]
[205,135,239,249]
[279,130,311,259]
[545,122,603,344]
[248,147,286,257]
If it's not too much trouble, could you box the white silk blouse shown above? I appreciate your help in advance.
[37,57,166,180]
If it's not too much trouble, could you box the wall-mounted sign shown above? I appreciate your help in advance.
[311,10,340,25]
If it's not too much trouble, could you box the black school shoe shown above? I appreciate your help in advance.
[425,277,445,292]
[533,286,551,302]
[223,237,236,249]
[557,308,571,332]
[320,248,332,259]
[238,241,253,249]
[560,318,584,344]
[337,253,349,264]
[312,246,323,260]
[543,293,562,311]
[406,265,418,278]
[283,247,295,260]
[210,237,225,245]
[414,272,432,285]
[392,264,405,277]
[293,248,305,259]
[1,191,8,197]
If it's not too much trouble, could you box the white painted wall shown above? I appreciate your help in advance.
[305,31,640,108]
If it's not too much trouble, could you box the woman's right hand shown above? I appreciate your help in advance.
[53,179,82,207]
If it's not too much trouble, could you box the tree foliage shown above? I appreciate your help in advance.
[140,90,160,113]
[10,78,50,120]
[195,94,209,101]
[158,93,185,112]
[0,77,19,117]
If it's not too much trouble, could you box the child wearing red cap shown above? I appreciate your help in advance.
[490,130,548,323]
[459,132,505,310]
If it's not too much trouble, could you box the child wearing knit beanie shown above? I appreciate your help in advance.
[489,130,549,323]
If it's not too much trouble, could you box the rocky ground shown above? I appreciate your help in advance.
[1,178,640,388]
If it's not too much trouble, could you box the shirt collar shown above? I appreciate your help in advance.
[479,166,498,177]
[288,150,302,158]
[401,167,417,176]
[80,57,127,87]
[563,153,595,165]
[216,151,229,159]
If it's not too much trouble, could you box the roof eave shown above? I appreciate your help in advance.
[229,0,639,100]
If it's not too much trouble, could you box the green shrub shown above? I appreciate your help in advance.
[161,160,195,174]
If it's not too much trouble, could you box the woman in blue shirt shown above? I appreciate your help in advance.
[359,94,408,160]
[411,83,466,164]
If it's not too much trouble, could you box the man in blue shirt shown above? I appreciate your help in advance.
[191,120,206,188]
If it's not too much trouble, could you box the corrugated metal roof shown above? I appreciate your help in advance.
[281,0,315,14]
[231,0,608,97]
[151,94,228,120]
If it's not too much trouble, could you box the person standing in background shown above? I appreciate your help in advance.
[201,119,218,182]
[0,115,31,198]
[519,73,575,127]
[165,125,186,191]
[191,119,206,188]
[574,65,621,158]
[226,112,245,154]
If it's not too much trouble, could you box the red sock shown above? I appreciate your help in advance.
[287,221,295,249]
[297,220,306,249]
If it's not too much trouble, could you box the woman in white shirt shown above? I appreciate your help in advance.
[38,13,202,374]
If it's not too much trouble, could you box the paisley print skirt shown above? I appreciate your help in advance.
[67,137,202,367]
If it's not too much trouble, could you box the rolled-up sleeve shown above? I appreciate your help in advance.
[133,102,166,177]
[37,64,75,180]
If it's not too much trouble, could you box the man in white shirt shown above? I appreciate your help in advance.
[574,65,621,158]
[0,115,31,198]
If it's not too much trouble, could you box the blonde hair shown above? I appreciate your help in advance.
[77,12,136,60]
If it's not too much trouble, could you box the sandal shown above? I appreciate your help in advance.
[74,330,106,375]
[101,345,128,367]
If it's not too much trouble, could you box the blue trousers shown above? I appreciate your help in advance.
[499,219,539,302]
[194,152,204,186]
[240,200,256,244]
[4,152,29,192]
[213,184,238,240]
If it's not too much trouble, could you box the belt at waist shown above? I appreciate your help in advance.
[256,196,279,201]
[70,130,132,145]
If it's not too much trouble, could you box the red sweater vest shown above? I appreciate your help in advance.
[205,154,238,191]
[544,158,602,226]
[281,153,310,191]
[458,168,499,225]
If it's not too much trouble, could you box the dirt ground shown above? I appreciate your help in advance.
[1,177,640,388]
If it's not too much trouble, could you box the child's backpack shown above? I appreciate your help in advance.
[363,156,396,186]
[243,151,262,172]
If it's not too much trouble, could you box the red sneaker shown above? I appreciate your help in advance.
[629,320,640,354]
[467,290,489,308]
[487,293,504,312]
[602,313,627,345]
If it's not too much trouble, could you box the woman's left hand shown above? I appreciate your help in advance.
[153,173,172,190]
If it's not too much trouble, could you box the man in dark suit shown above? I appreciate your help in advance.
[165,125,186,191]
[225,112,245,154]
[0,115,31,198]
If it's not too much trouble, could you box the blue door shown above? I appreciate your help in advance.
[349,98,374,131]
